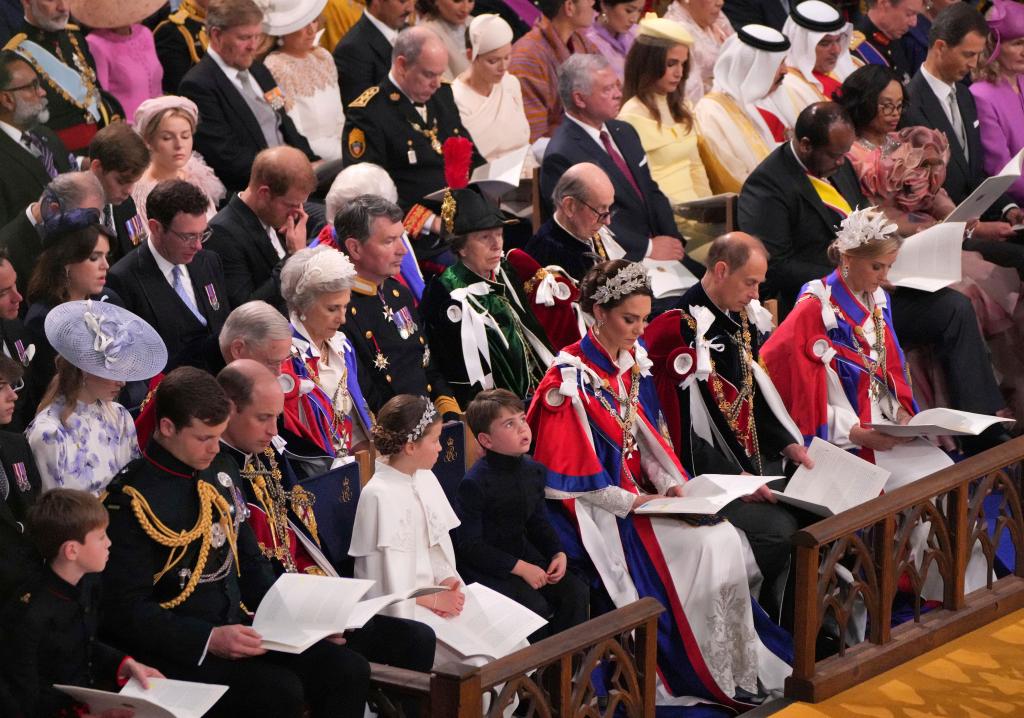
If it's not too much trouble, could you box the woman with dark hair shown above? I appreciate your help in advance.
[419,0,475,80]
[583,0,643,80]
[528,258,791,712]
[618,15,712,209]
[662,0,732,102]
[24,219,121,406]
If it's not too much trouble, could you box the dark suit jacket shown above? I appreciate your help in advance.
[333,14,392,106]
[206,194,284,310]
[0,318,41,433]
[738,142,865,314]
[523,217,599,282]
[901,71,1014,213]
[106,242,230,370]
[0,212,40,299]
[0,126,73,229]
[108,197,149,263]
[540,118,684,262]
[0,430,43,601]
[722,0,789,31]
[179,55,317,194]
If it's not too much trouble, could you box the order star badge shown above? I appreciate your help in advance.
[374,352,390,370]
[382,305,395,323]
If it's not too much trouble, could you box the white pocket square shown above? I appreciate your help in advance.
[639,156,648,167]
[973,120,980,128]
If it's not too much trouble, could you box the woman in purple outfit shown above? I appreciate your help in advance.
[971,0,1024,204]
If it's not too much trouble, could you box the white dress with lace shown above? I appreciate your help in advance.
[265,48,345,162]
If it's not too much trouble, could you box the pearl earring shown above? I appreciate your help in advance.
[841,265,849,280]
[299,314,306,321]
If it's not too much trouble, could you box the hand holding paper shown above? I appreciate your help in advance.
[771,437,890,517]
[634,474,781,515]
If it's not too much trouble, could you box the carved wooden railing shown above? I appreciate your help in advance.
[367,597,663,717]
[787,436,1024,702]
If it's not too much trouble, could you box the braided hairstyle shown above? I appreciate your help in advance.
[372,394,440,456]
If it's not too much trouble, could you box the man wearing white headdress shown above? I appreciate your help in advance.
[777,1,861,126]
[694,24,791,194]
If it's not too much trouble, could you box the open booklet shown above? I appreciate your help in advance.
[945,147,1024,222]
[56,678,228,718]
[424,146,529,204]
[866,408,1014,437]
[634,473,782,515]
[771,437,890,517]
[412,583,548,660]
[887,221,965,292]
[252,574,446,654]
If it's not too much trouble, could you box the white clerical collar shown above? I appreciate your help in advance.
[364,9,399,45]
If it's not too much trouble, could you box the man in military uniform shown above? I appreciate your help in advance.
[102,367,370,718]
[154,0,209,93]
[4,0,122,152]
[216,360,438,681]
[343,26,480,269]
[335,195,459,415]
[852,0,924,85]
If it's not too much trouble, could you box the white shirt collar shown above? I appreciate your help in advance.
[0,121,24,145]
[146,240,186,284]
[387,71,417,104]
[789,140,812,174]
[207,46,238,78]
[553,213,592,246]
[920,64,955,104]
[219,438,252,467]
[563,112,608,147]
[364,9,399,45]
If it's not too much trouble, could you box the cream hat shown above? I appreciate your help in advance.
[468,14,514,60]
[259,0,328,36]
[636,12,694,46]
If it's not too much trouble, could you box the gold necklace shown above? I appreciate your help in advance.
[591,362,642,460]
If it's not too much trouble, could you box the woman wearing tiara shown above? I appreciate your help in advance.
[528,259,791,713]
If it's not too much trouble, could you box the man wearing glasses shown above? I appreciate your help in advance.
[0,51,75,228]
[524,162,617,282]
[107,179,230,371]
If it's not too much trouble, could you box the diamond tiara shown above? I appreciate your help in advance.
[406,399,438,443]
[591,262,650,306]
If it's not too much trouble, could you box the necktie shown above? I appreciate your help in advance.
[0,462,8,501]
[22,131,58,178]
[172,265,208,327]
[599,129,643,200]
[236,70,284,148]
[104,204,116,235]
[946,90,967,158]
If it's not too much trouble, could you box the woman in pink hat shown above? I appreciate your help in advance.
[971,0,1024,204]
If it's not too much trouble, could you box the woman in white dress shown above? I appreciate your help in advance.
[263,0,345,163]
[27,301,167,495]
[452,14,537,221]
[131,96,226,224]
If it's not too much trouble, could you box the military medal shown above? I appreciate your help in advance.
[126,214,148,246]
[12,463,29,492]
[394,306,418,340]
[211,523,226,548]
[13,339,32,366]
[178,567,192,589]
[382,305,395,323]
[204,284,220,311]
[374,352,389,370]
[217,472,233,488]
[408,149,417,165]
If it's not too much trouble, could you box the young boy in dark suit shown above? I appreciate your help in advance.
[455,389,589,642]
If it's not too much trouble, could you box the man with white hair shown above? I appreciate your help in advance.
[5,0,122,152]
[342,26,479,269]
[540,54,696,271]
[777,1,860,126]
[694,24,791,192]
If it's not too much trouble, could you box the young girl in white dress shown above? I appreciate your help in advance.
[349,395,466,628]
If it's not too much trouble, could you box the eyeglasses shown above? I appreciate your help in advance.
[166,226,213,246]
[877,101,904,116]
[575,197,616,223]
[1,78,41,93]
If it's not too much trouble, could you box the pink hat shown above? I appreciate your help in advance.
[988,0,1024,65]
[132,96,199,138]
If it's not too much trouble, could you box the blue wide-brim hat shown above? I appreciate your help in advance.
[45,300,168,382]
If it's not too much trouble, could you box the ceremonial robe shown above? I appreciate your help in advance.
[528,333,791,712]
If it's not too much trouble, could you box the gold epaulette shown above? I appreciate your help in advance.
[3,33,26,51]
[348,85,379,108]
[850,30,866,51]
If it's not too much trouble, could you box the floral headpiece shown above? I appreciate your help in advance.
[832,207,898,253]
[591,262,650,306]
[407,398,438,443]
